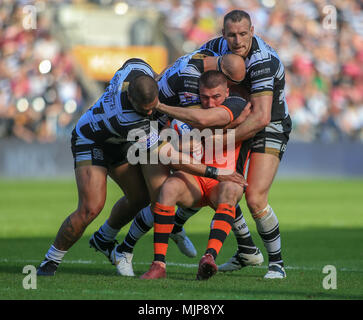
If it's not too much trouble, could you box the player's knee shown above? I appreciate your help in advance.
[159,178,183,204]
[78,202,104,223]
[245,190,267,215]
[219,182,241,205]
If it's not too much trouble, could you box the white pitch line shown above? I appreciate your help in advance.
[1,258,362,273]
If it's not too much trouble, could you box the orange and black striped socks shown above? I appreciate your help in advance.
[153,202,175,263]
[206,203,236,259]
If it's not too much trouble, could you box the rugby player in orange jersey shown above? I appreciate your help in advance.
[36,59,244,276]
[88,50,262,277]
[199,10,292,279]
[158,10,291,279]
[140,70,251,280]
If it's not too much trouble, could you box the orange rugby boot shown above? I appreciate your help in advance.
[196,253,218,280]
[140,261,166,279]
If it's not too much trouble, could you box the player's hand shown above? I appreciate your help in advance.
[224,102,252,129]
[155,102,169,114]
[240,101,252,121]
[216,169,248,188]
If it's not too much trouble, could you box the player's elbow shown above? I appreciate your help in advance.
[193,114,210,128]
[255,111,271,129]
[259,115,271,128]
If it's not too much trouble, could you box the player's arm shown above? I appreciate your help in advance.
[156,103,232,129]
[154,140,247,187]
[211,93,271,148]
[219,96,251,130]
[232,93,272,141]
[226,60,275,142]
[204,100,252,148]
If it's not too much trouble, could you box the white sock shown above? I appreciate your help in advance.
[45,245,67,264]
[232,204,251,237]
[98,219,120,242]
[233,204,257,253]
[253,205,283,265]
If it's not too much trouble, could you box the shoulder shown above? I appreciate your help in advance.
[117,58,155,79]
[223,94,248,111]
[219,94,248,120]
[245,36,282,73]
[190,48,218,59]
[200,37,229,55]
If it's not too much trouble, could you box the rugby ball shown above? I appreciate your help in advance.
[170,119,193,136]
[170,119,203,161]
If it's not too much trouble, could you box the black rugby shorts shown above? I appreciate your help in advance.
[250,115,292,160]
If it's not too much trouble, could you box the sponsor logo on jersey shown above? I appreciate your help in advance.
[179,92,200,105]
[250,67,271,78]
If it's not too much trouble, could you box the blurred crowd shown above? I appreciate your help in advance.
[143,0,363,142]
[0,0,362,142]
[0,0,85,143]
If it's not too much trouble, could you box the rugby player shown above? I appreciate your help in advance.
[90,50,263,276]
[140,70,250,280]
[36,58,242,276]
[197,10,292,279]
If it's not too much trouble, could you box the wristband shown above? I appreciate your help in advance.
[204,166,219,179]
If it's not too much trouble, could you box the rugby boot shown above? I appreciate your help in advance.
[196,253,218,280]
[264,263,286,279]
[170,228,197,258]
[140,261,166,279]
[37,259,59,276]
[112,248,135,277]
[89,231,118,265]
[218,248,264,272]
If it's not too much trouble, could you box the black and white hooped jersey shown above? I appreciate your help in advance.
[158,49,219,107]
[75,58,164,150]
[201,35,289,122]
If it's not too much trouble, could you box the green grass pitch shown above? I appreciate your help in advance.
[0,178,362,300]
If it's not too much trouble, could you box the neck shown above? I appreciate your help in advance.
[203,56,219,72]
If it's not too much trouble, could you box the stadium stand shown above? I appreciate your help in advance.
[0,0,86,142]
[0,0,362,143]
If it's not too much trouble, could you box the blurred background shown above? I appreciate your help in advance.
[0,0,362,177]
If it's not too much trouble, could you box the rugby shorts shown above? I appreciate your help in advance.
[250,115,292,160]
[193,140,251,208]
[192,176,219,208]
[71,128,132,169]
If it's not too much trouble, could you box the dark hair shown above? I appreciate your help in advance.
[223,10,251,27]
[128,74,158,105]
[199,70,227,89]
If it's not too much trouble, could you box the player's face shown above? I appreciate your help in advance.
[199,84,229,109]
[222,18,254,58]
[133,96,159,116]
